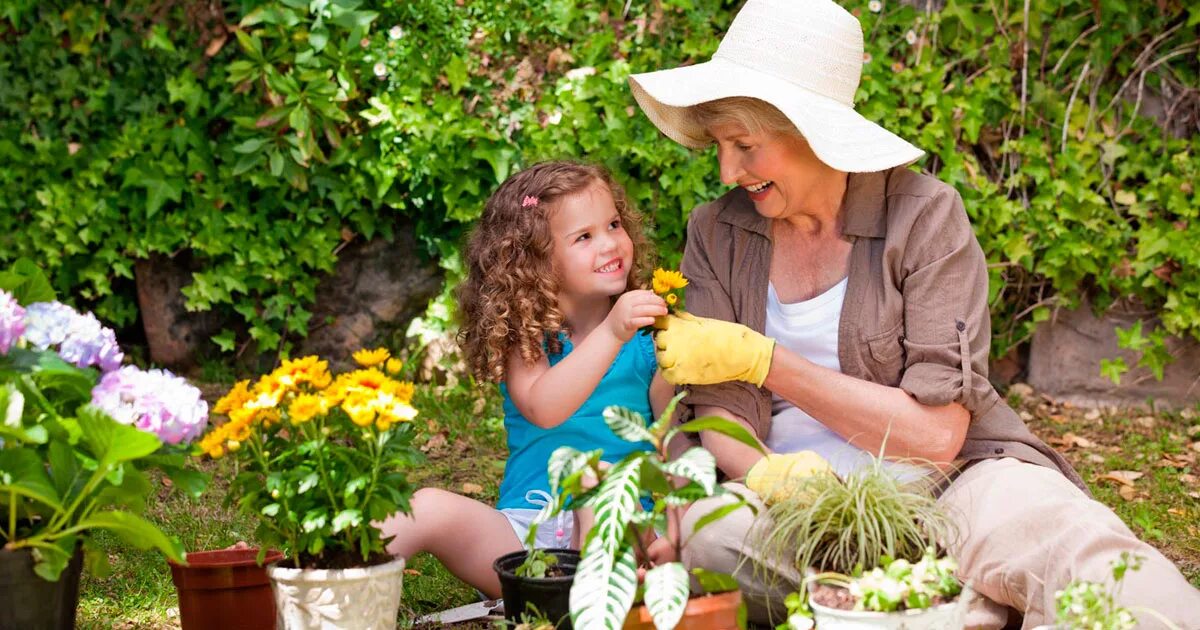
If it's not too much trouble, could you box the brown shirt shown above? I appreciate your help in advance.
[680,166,1085,490]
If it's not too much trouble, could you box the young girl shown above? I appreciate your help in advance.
[380,161,672,597]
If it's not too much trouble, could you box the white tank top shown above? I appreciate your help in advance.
[764,278,923,480]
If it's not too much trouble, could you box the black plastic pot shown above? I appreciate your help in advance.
[493,548,580,629]
[0,546,84,630]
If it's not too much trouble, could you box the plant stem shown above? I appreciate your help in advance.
[6,488,16,541]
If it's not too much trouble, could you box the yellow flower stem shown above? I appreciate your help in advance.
[358,428,386,563]
[306,418,347,547]
[248,431,300,558]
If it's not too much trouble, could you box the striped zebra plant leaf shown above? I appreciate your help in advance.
[570,535,639,630]
[547,446,600,495]
[588,457,643,553]
[644,561,690,630]
[647,391,687,437]
[661,447,717,495]
[602,405,654,444]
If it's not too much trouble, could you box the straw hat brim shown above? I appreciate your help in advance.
[629,58,924,173]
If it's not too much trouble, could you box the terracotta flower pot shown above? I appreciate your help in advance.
[168,548,284,630]
[493,548,580,629]
[0,546,84,630]
[623,590,743,630]
[268,555,406,629]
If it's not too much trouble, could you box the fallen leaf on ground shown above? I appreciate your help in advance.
[1118,485,1137,501]
[1087,453,1106,464]
[1157,453,1194,468]
[1134,416,1157,429]
[1189,492,1200,500]
[404,568,422,576]
[1181,473,1198,485]
[1084,409,1102,422]
[1051,433,1095,449]
[462,482,484,495]
[1098,470,1143,486]
[1191,441,1200,454]
[1168,508,1186,516]
[1048,414,1068,424]
[421,432,448,453]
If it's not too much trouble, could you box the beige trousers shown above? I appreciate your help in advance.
[681,458,1200,629]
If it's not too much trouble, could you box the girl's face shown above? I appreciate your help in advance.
[708,121,831,221]
[548,180,634,303]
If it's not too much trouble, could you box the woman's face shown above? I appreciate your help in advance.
[708,121,830,221]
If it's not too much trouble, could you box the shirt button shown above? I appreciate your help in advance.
[956,320,967,332]
[994,447,1005,455]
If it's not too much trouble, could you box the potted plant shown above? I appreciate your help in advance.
[493,545,581,628]
[536,392,760,630]
[756,457,965,630]
[782,548,970,630]
[167,544,285,630]
[1031,552,1180,630]
[198,347,423,629]
[0,265,208,629]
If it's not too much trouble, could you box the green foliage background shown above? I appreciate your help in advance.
[1,0,1197,376]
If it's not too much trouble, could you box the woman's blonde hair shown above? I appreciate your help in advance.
[687,97,801,144]
[457,161,652,383]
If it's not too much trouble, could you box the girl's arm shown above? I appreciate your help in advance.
[648,371,674,421]
[506,290,667,429]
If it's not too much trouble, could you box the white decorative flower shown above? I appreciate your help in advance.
[373,62,387,78]
[868,0,883,13]
[388,25,404,40]
[547,110,564,125]
[905,29,918,45]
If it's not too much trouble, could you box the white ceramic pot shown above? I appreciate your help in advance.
[808,584,972,630]
[268,556,405,629]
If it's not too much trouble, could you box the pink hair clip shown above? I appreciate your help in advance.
[522,195,539,208]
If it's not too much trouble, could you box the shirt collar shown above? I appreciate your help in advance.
[714,169,890,239]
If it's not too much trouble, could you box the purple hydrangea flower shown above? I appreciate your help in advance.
[91,366,209,445]
[0,290,24,354]
[23,302,123,371]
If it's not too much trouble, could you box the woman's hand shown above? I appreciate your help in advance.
[605,290,667,342]
[653,312,776,386]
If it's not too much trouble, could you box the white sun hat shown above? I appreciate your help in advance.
[628,0,923,173]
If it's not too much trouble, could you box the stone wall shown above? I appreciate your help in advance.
[1027,300,1200,408]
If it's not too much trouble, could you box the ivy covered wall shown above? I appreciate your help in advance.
[1,0,1197,377]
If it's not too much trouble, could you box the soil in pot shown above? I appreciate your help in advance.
[493,549,580,629]
[623,590,743,630]
[0,545,84,630]
[169,548,284,630]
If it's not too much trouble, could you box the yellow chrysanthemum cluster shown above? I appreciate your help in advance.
[199,352,417,458]
[652,268,688,308]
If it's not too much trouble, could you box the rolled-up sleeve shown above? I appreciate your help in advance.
[677,204,768,436]
[896,189,996,416]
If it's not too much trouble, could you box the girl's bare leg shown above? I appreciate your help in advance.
[377,487,522,598]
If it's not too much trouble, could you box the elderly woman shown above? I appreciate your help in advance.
[629,0,1200,627]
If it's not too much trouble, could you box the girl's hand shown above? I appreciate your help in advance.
[606,290,667,342]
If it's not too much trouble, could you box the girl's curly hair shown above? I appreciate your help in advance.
[457,161,652,383]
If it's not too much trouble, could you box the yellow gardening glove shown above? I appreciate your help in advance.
[745,451,834,505]
[652,312,776,386]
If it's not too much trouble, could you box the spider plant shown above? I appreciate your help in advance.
[753,456,956,578]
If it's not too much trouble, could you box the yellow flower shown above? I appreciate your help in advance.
[273,355,331,390]
[214,380,253,415]
[353,347,390,368]
[651,268,688,295]
[385,358,404,375]
[288,393,325,424]
[665,293,678,306]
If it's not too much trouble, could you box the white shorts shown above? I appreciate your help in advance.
[500,490,576,549]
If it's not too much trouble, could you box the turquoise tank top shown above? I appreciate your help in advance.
[497,332,657,510]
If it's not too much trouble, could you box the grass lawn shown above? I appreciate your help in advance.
[75,379,1200,628]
